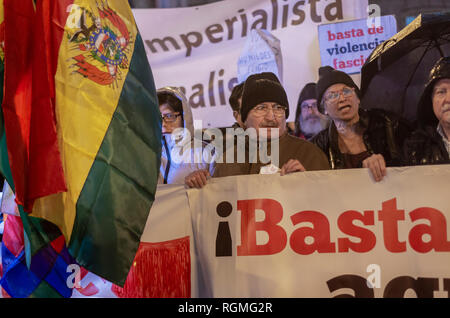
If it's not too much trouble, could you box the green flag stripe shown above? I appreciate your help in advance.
[29,280,63,298]
[19,204,63,257]
[0,132,14,190]
[68,33,162,286]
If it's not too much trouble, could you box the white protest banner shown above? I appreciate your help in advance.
[318,15,397,74]
[133,0,368,128]
[187,165,450,297]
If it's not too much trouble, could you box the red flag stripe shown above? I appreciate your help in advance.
[26,0,72,207]
[3,0,34,208]
[3,0,74,211]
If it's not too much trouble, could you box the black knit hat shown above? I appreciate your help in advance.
[295,83,317,121]
[417,56,450,128]
[316,66,361,112]
[241,72,289,122]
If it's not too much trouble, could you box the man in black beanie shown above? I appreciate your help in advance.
[294,82,330,140]
[185,72,330,188]
[239,72,289,140]
[310,66,412,182]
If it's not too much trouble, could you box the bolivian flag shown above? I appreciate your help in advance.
[1,0,161,288]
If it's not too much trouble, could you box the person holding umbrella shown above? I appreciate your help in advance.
[360,12,450,125]
[403,57,450,165]
[311,66,412,182]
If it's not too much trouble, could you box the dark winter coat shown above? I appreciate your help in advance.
[403,56,450,166]
[403,126,449,165]
[311,108,412,169]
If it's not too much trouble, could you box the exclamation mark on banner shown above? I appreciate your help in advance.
[216,201,233,257]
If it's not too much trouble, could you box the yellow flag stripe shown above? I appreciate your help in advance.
[0,0,4,23]
[31,0,137,241]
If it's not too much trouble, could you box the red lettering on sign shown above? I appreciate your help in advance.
[327,29,365,41]
[378,198,406,253]
[230,197,449,257]
[337,210,376,253]
[237,199,287,256]
[409,207,450,253]
[289,211,336,255]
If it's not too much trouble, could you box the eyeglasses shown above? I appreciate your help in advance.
[251,103,287,117]
[324,87,354,103]
[162,113,181,123]
[301,101,317,110]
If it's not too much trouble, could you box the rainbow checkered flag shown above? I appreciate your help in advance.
[1,212,76,298]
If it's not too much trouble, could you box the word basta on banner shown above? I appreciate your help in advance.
[104,165,450,298]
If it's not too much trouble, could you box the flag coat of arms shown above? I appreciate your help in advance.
[0,0,161,295]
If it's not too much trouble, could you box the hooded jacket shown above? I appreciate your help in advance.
[158,87,215,184]
[403,57,450,165]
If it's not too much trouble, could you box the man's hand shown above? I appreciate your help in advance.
[185,169,211,188]
[280,159,306,176]
[362,154,386,182]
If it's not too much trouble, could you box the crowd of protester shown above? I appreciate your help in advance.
[156,57,450,187]
[1,57,449,246]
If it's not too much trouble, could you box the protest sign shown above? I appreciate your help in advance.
[237,29,282,84]
[318,15,397,74]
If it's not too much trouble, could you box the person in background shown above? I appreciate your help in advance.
[310,66,412,182]
[185,72,330,188]
[294,82,330,140]
[403,57,450,165]
[157,87,215,184]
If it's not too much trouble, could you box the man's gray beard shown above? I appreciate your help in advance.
[299,116,329,136]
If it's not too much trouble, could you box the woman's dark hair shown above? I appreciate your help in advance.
[157,92,184,122]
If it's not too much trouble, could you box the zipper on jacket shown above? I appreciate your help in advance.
[162,137,171,184]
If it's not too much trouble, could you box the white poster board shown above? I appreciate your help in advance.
[318,15,397,74]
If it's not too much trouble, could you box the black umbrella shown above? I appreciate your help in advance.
[360,11,450,124]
